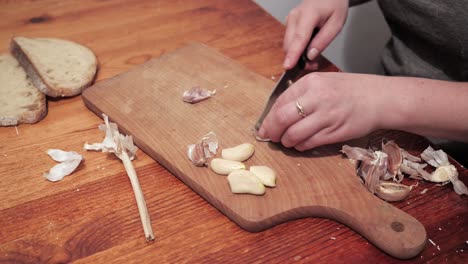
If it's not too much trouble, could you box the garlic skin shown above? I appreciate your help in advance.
[43,149,83,182]
[187,132,218,167]
[249,166,276,187]
[227,170,266,195]
[210,158,245,175]
[187,142,206,167]
[182,86,216,104]
[221,143,255,162]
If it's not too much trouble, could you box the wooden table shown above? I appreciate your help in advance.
[1,0,466,263]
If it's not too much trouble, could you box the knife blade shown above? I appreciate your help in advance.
[254,42,311,131]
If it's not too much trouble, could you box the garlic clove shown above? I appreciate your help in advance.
[210,158,245,175]
[374,182,411,202]
[249,166,276,187]
[426,165,457,183]
[187,141,206,167]
[221,143,255,162]
[227,170,266,195]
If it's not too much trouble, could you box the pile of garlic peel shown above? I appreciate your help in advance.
[187,133,277,195]
[341,141,468,202]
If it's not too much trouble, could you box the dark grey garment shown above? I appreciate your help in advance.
[377,0,468,81]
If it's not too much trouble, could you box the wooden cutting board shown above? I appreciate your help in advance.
[82,43,426,259]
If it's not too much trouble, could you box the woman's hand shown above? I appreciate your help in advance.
[257,72,386,151]
[283,0,349,69]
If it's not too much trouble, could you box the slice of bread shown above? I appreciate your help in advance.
[0,54,47,126]
[11,36,98,97]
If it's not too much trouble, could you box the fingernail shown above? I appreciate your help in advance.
[258,126,266,137]
[307,48,319,61]
[283,57,291,69]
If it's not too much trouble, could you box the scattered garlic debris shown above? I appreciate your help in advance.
[84,114,138,160]
[84,113,154,241]
[421,146,468,195]
[43,149,83,182]
[341,141,468,202]
[182,86,216,104]
[221,143,255,162]
[227,170,265,195]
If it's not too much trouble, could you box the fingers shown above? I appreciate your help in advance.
[283,9,319,69]
[257,74,314,141]
[294,126,344,151]
[258,100,306,142]
[307,12,346,60]
[280,112,328,148]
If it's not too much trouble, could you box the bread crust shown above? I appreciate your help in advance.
[10,37,98,97]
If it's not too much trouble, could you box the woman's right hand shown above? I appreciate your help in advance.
[283,0,349,69]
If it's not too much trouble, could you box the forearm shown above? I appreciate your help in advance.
[379,77,468,142]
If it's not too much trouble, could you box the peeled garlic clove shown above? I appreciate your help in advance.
[375,182,411,202]
[249,166,276,187]
[221,143,255,162]
[227,170,265,195]
[210,158,245,175]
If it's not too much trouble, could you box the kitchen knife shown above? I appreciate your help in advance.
[254,34,315,131]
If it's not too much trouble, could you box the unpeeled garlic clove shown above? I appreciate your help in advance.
[221,143,255,162]
[374,182,411,202]
[227,170,265,195]
[210,158,245,175]
[249,166,276,187]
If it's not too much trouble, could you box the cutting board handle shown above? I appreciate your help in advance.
[328,191,427,259]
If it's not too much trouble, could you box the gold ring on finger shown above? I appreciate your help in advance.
[295,100,307,118]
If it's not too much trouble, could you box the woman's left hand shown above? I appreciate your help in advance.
[257,72,387,151]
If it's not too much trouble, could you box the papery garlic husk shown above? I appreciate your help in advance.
[421,146,450,167]
[340,145,375,163]
[182,86,216,104]
[375,181,412,202]
[400,159,428,180]
[84,114,138,160]
[44,149,83,182]
[381,140,403,182]
[187,141,207,167]
[358,151,388,194]
[187,132,218,166]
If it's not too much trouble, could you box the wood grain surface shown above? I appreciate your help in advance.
[0,0,467,263]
